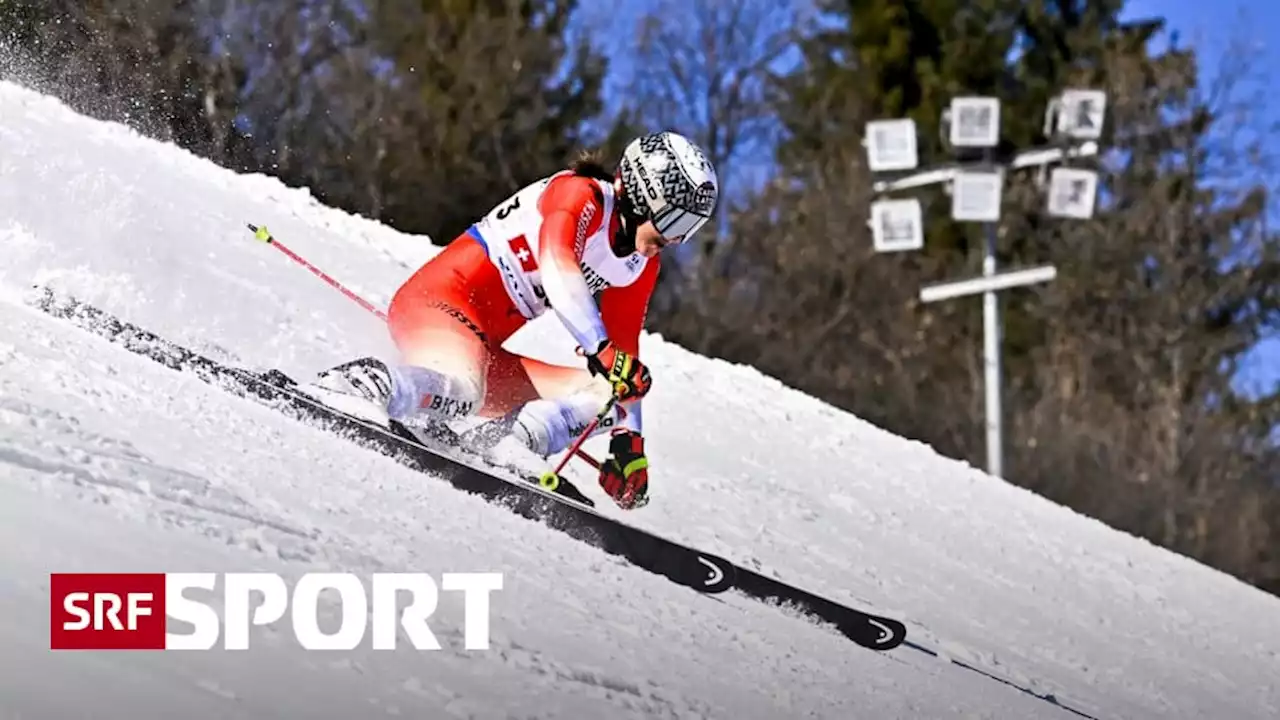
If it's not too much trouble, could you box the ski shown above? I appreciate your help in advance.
[28,286,908,651]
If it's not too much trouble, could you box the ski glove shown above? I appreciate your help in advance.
[598,429,649,509]
[586,340,651,402]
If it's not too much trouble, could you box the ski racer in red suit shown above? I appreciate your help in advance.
[311,132,719,509]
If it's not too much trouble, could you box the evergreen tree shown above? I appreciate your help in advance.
[359,0,609,242]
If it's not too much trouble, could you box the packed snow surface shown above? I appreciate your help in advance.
[1,81,1277,719]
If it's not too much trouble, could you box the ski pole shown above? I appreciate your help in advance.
[573,447,601,469]
[247,223,388,321]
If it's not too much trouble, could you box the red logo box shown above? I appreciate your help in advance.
[50,573,166,650]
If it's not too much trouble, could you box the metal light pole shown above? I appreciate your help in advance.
[863,91,1107,478]
[978,143,1003,478]
[982,220,1002,476]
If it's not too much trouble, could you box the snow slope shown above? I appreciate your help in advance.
[1,80,1277,719]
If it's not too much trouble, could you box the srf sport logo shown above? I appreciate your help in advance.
[50,572,502,651]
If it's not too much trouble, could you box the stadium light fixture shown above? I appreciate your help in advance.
[950,170,1003,222]
[1047,167,1099,219]
[947,96,1001,148]
[1050,89,1107,141]
[870,198,924,252]
[864,118,919,172]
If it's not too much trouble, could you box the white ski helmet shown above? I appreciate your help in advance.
[617,131,718,242]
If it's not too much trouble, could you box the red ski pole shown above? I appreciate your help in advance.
[248,224,388,321]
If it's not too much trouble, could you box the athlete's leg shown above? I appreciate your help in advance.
[382,231,536,423]
[479,351,598,414]
[382,302,488,422]
[315,233,515,426]
[473,349,628,457]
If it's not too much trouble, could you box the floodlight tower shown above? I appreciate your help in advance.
[862,90,1106,479]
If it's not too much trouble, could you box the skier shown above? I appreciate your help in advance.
[310,131,719,509]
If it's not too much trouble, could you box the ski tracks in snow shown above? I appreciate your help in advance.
[0,310,326,556]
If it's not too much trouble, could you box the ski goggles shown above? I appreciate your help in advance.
[650,204,710,244]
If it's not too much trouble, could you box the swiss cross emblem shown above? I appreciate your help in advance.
[508,235,538,272]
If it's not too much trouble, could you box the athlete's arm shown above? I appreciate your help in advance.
[597,257,659,434]
[598,256,658,358]
[537,175,609,353]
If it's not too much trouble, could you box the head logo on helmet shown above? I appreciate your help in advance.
[618,131,719,242]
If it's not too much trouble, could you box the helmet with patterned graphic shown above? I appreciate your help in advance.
[616,131,718,243]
